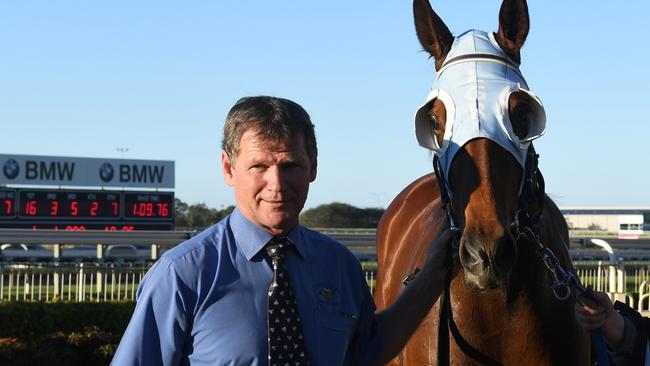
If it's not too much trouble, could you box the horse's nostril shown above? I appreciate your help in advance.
[478,248,489,263]
[460,233,517,289]
[493,236,518,274]
[460,240,488,271]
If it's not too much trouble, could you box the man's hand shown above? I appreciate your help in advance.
[375,226,455,365]
[575,289,625,348]
[427,225,458,262]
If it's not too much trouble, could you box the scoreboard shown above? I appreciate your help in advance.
[0,188,173,231]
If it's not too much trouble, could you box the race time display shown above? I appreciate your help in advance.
[0,188,174,231]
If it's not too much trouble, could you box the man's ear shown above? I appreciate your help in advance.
[309,160,317,182]
[221,150,235,187]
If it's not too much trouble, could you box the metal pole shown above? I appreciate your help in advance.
[78,263,84,302]
[608,264,617,294]
[617,260,625,293]
[53,244,61,297]
[96,245,104,295]
[45,273,50,302]
[151,244,159,260]
[597,261,602,291]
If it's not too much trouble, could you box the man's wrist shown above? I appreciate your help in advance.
[603,310,627,349]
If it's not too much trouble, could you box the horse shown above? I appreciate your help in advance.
[374,0,590,364]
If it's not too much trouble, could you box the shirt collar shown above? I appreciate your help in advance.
[229,207,307,261]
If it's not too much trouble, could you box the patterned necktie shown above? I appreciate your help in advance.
[265,237,309,366]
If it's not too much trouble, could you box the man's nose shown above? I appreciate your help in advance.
[266,166,286,192]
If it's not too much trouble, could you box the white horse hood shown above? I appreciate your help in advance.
[414,30,546,179]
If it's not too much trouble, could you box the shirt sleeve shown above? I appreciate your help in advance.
[610,300,650,366]
[344,268,384,366]
[111,258,193,366]
[609,316,638,365]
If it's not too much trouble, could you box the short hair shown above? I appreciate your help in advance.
[222,96,318,165]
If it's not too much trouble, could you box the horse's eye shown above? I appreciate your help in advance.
[429,111,440,131]
[510,104,532,139]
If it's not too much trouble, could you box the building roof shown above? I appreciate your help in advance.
[560,207,650,215]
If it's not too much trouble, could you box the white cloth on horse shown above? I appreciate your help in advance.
[414,29,546,185]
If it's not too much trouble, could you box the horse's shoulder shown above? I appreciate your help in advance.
[380,173,440,225]
[377,173,445,256]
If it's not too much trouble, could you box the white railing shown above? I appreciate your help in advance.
[575,261,650,316]
[0,261,151,302]
[1,259,648,306]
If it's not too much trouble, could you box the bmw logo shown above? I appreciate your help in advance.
[3,159,19,180]
[99,163,114,182]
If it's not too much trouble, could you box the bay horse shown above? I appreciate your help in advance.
[374,0,590,364]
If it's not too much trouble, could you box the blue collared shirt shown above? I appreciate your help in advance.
[112,208,383,365]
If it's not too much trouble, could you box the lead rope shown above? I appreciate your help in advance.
[513,146,609,366]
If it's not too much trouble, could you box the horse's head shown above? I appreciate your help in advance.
[413,0,547,290]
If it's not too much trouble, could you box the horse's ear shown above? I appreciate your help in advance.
[495,0,529,64]
[413,0,453,71]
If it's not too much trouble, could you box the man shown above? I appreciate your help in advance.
[112,96,452,365]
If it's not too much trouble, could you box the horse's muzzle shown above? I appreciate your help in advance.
[459,232,518,290]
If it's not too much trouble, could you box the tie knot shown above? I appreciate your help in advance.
[265,237,291,261]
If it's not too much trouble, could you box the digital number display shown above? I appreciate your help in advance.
[123,192,174,220]
[19,190,120,219]
[0,222,173,231]
[0,189,174,230]
[0,190,16,218]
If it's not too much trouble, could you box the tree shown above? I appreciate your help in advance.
[187,203,218,228]
[299,203,384,228]
[174,198,235,229]
[176,198,382,229]
[174,198,189,227]
[587,223,604,231]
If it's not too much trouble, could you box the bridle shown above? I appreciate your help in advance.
[433,142,549,366]
[430,117,609,366]
[407,28,608,364]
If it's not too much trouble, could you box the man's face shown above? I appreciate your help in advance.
[222,129,316,236]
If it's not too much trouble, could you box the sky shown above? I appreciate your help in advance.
[1,1,648,210]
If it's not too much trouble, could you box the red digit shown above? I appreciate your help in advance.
[50,201,59,216]
[146,203,153,217]
[157,203,169,217]
[91,201,98,216]
[139,203,147,217]
[71,201,78,216]
[4,199,11,215]
[67,225,86,231]
[112,202,119,216]
[25,200,37,215]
